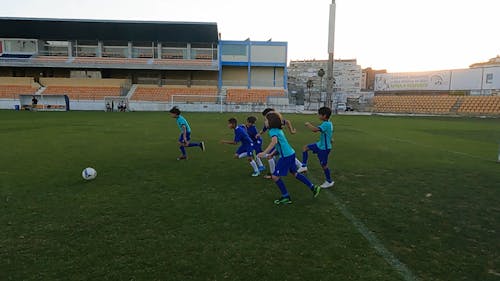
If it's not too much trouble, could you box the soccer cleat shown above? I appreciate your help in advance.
[320,180,335,189]
[297,166,308,173]
[258,165,266,172]
[274,197,292,205]
[176,156,187,160]
[251,171,260,177]
[200,141,206,152]
[313,185,321,197]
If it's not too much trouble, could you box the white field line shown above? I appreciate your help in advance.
[347,127,493,162]
[303,123,493,279]
[325,190,419,281]
[388,137,493,162]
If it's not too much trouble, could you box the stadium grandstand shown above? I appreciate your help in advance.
[372,67,500,115]
[0,17,291,112]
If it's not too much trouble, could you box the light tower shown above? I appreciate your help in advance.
[326,0,336,109]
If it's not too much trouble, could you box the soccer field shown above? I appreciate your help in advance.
[1,110,499,281]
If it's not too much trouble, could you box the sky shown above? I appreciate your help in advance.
[1,0,499,72]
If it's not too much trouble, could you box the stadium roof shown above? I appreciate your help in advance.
[0,17,219,43]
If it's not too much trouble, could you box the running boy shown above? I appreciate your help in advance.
[257,112,320,205]
[221,118,261,177]
[245,116,266,172]
[257,108,302,176]
[169,106,205,160]
[297,106,334,188]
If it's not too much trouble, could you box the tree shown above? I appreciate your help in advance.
[317,68,325,92]
[306,79,314,109]
[306,79,314,96]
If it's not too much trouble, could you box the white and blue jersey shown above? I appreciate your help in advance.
[316,121,333,150]
[235,125,254,156]
[246,124,263,153]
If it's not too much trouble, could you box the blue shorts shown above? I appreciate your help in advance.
[178,132,191,144]
[307,143,330,166]
[253,139,263,154]
[236,144,253,157]
[273,154,298,177]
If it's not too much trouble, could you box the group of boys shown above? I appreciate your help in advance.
[169,106,334,205]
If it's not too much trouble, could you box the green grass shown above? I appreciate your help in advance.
[1,111,499,281]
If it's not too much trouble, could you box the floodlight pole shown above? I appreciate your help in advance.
[326,0,336,111]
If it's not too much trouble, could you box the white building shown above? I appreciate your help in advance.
[288,59,362,95]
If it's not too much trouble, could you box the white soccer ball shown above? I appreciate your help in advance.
[82,167,97,180]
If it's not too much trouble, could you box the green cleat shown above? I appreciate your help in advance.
[313,185,321,198]
[274,197,292,205]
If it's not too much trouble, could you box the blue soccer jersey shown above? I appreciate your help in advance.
[269,128,295,157]
[234,125,253,146]
[176,115,191,133]
[246,124,262,143]
[316,121,333,150]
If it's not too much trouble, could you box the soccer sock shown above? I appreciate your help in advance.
[238,153,248,159]
[268,158,276,173]
[302,151,309,166]
[295,173,314,191]
[187,142,200,147]
[255,157,264,167]
[324,167,332,182]
[179,146,186,156]
[250,160,259,173]
[275,178,289,198]
[295,158,302,169]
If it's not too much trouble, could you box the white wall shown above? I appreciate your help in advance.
[375,66,500,92]
[375,71,451,91]
[0,99,18,110]
[2,98,301,113]
[450,68,482,90]
[483,67,500,90]
[70,101,106,111]
[130,101,301,113]
[251,45,286,63]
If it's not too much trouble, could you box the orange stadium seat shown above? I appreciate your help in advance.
[72,57,151,65]
[131,85,218,102]
[457,96,500,114]
[225,89,285,104]
[0,77,40,99]
[39,78,128,101]
[373,95,459,114]
[153,59,214,66]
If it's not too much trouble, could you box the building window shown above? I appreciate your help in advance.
[221,44,247,56]
[485,73,493,84]
[3,39,37,53]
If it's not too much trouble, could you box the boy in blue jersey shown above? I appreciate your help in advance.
[298,107,334,188]
[245,116,266,172]
[257,108,302,177]
[257,112,321,205]
[220,118,260,177]
[169,106,205,160]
